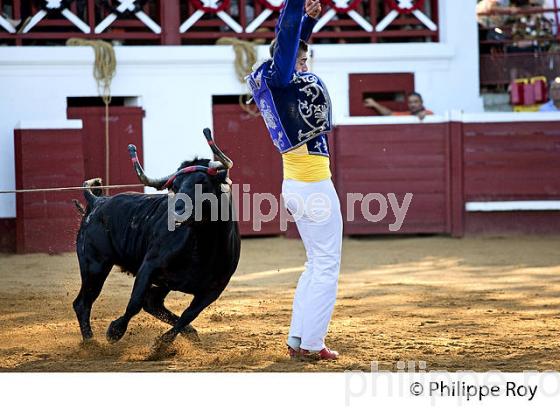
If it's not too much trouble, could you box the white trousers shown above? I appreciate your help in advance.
[282,178,343,351]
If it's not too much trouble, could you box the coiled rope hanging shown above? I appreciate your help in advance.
[66,38,117,194]
[216,37,263,117]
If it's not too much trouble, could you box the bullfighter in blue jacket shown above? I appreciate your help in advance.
[247,0,342,361]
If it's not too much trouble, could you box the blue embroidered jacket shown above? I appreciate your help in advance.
[246,0,332,157]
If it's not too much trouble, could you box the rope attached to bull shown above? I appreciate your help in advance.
[0,184,143,194]
[66,38,117,194]
[216,37,263,117]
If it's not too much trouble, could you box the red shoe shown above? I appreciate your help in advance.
[287,345,300,360]
[300,347,339,361]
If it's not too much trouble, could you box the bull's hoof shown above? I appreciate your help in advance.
[80,338,101,350]
[80,328,94,341]
[147,342,177,361]
[155,331,177,349]
[157,331,177,346]
[106,318,128,343]
[180,325,200,343]
[148,331,178,360]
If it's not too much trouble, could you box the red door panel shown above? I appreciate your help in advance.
[67,107,145,195]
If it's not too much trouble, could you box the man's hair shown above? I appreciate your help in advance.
[269,39,309,58]
[408,92,424,102]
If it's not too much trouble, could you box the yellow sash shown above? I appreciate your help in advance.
[282,144,331,182]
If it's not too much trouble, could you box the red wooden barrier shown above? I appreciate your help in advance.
[448,120,464,237]
[334,122,453,235]
[463,122,560,201]
[9,116,560,254]
[463,120,560,234]
[12,107,145,253]
[0,218,16,253]
[14,128,85,254]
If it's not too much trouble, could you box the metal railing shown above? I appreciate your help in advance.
[0,0,439,45]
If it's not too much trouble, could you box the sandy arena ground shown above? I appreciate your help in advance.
[1,235,559,372]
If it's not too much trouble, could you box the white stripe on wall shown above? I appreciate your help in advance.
[466,201,560,212]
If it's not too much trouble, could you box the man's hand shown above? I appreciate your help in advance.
[305,0,322,19]
[363,98,393,116]
[364,98,376,108]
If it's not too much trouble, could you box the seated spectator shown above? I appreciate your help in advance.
[364,93,434,120]
[507,0,554,51]
[539,78,560,111]
[477,0,514,28]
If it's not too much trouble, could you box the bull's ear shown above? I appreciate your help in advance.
[167,183,177,194]
[216,170,232,191]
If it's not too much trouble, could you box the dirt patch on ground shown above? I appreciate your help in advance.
[1,235,559,372]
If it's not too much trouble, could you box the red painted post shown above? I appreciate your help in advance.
[14,0,22,46]
[87,0,95,32]
[160,0,181,45]
[369,0,378,43]
[448,119,464,238]
[330,126,342,235]
[431,0,440,42]
[14,129,24,253]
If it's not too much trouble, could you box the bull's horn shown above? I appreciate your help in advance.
[127,144,174,190]
[203,128,233,169]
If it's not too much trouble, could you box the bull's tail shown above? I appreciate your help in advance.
[83,178,103,208]
[72,199,86,216]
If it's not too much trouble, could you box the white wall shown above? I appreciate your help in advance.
[0,0,483,218]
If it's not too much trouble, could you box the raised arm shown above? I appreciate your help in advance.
[269,0,305,87]
[364,98,393,116]
[300,0,321,41]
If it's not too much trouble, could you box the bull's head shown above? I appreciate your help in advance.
[128,128,233,225]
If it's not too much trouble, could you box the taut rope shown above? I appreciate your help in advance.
[0,184,143,195]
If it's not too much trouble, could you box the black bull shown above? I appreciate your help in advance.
[73,129,241,348]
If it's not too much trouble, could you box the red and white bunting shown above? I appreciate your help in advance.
[95,0,161,34]
[313,0,373,33]
[376,0,437,32]
[21,0,90,34]
[245,0,285,34]
[0,15,17,33]
[181,0,243,34]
